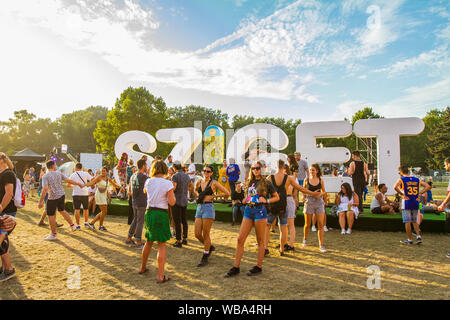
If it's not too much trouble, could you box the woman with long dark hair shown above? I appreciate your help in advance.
[302,164,328,253]
[224,161,279,277]
[335,182,359,234]
[194,165,230,267]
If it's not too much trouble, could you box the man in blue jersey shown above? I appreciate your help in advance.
[394,165,430,245]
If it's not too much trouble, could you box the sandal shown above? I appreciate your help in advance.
[138,268,148,275]
[157,275,171,284]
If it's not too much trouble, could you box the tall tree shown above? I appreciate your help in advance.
[94,87,171,163]
[0,110,58,155]
[400,108,442,169]
[426,107,450,170]
[168,105,230,130]
[56,106,108,155]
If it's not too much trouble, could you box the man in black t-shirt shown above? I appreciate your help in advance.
[0,152,17,282]
[125,159,148,249]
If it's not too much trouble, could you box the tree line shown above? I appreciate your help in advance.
[0,86,448,170]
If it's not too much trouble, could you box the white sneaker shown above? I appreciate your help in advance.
[346,229,352,234]
[302,240,307,247]
[44,234,57,241]
[311,226,317,232]
[323,226,329,232]
[341,229,346,235]
[319,246,327,253]
[71,225,77,231]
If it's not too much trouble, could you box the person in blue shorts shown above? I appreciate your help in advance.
[224,161,280,278]
[394,165,430,245]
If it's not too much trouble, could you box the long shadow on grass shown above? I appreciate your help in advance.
[53,233,211,299]
[0,277,28,299]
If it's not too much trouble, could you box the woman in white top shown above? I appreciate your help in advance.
[85,167,120,231]
[139,160,176,284]
[335,182,359,234]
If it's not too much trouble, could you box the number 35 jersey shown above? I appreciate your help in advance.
[399,176,420,210]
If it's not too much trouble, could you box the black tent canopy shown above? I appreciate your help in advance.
[10,148,46,162]
[9,148,46,181]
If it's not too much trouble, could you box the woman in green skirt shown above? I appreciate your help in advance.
[139,160,176,283]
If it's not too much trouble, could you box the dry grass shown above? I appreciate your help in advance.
[1,198,449,300]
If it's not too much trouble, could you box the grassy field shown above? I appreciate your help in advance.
[1,198,449,300]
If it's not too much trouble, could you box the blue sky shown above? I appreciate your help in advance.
[0,0,449,123]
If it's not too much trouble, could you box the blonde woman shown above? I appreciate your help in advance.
[139,160,175,283]
[218,160,231,201]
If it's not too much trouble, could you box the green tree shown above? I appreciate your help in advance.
[400,108,442,169]
[56,106,108,156]
[426,107,450,170]
[168,105,230,130]
[94,87,171,163]
[231,115,301,155]
[0,110,58,156]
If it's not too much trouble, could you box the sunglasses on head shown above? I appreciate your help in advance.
[251,167,261,171]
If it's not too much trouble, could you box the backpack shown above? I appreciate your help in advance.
[14,178,25,208]
[269,175,288,216]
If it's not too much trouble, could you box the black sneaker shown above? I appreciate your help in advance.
[224,267,240,278]
[280,251,285,256]
[173,242,183,248]
[99,226,108,232]
[264,249,270,256]
[0,268,16,282]
[286,245,295,251]
[246,266,262,276]
[197,254,209,267]
[231,221,235,226]
[416,237,422,245]
[182,239,188,245]
[284,244,290,251]
[207,245,215,256]
[400,239,413,245]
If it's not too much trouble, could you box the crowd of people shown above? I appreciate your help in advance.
[0,150,449,283]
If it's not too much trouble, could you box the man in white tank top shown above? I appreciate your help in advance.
[370,184,398,215]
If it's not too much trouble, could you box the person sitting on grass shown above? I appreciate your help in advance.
[335,182,359,235]
[370,183,399,215]
[231,182,245,226]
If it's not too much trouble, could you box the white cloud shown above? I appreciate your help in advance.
[332,100,368,120]
[374,45,449,76]
[0,0,416,106]
[375,77,450,117]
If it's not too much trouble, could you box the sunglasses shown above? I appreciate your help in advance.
[203,170,212,173]
[251,167,261,171]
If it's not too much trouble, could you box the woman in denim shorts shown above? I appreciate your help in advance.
[194,165,230,267]
[302,164,328,253]
[224,161,280,278]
